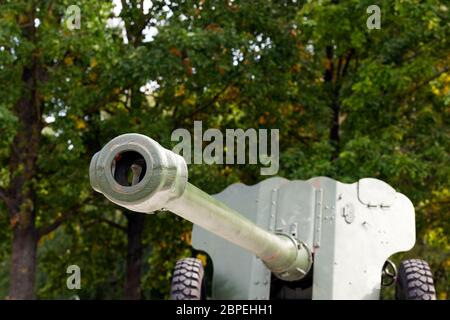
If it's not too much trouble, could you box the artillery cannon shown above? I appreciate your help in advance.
[90,133,437,300]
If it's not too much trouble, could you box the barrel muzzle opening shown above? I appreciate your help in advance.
[112,150,147,187]
[90,133,188,213]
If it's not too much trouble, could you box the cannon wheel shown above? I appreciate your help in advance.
[170,257,206,300]
[395,259,436,300]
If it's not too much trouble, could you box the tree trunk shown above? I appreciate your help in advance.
[6,25,43,297]
[330,98,340,159]
[9,220,38,299]
[324,45,341,160]
[124,212,145,300]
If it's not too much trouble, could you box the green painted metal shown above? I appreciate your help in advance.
[90,133,417,300]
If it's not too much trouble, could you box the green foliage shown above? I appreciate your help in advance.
[0,0,448,299]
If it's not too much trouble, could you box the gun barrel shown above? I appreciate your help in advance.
[89,133,312,281]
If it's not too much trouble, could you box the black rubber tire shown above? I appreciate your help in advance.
[395,259,437,300]
[170,258,206,300]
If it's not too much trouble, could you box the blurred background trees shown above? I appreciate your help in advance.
[0,0,448,299]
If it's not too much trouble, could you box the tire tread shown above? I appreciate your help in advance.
[396,259,436,300]
[170,258,204,300]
